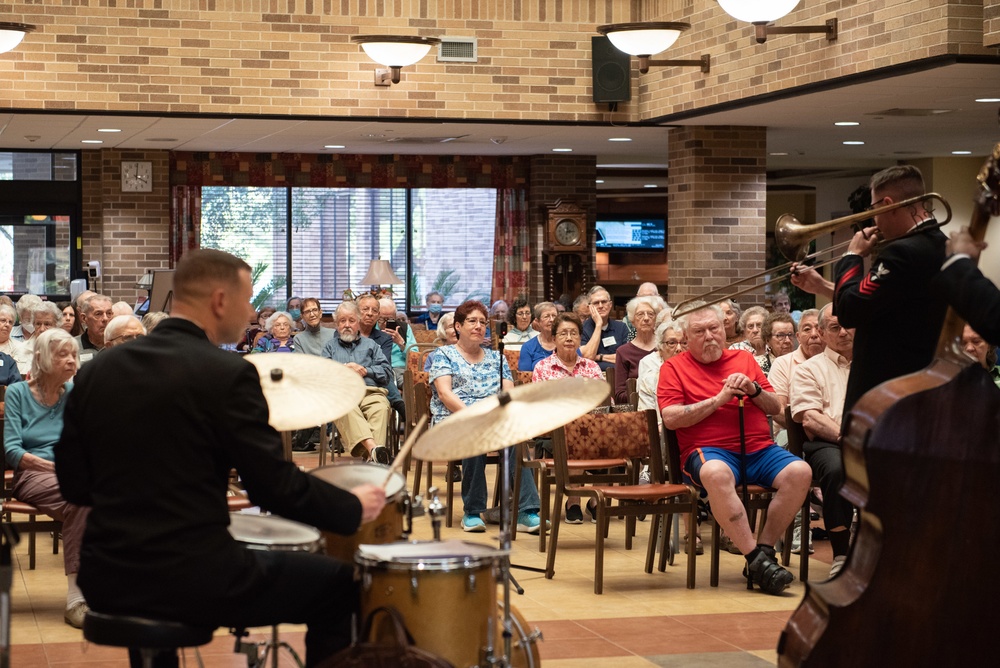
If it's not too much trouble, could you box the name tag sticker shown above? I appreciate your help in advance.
[602,335,617,347]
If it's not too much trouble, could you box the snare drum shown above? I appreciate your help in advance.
[228,514,323,553]
[311,461,408,562]
[356,540,504,668]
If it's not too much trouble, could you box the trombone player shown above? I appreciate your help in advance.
[791,165,949,417]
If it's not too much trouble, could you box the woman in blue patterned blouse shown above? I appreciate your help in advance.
[428,300,542,534]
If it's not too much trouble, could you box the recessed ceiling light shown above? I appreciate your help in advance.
[952,150,972,155]
[97,128,121,133]
[975,97,1000,103]
[843,141,865,146]
[834,121,859,126]
[608,137,632,142]
[552,148,573,152]
[81,139,103,144]
[595,179,605,184]
[769,152,789,156]
[324,145,346,149]
[644,184,658,188]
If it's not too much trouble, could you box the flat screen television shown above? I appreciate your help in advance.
[595,217,666,252]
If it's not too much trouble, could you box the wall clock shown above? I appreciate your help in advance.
[121,161,153,192]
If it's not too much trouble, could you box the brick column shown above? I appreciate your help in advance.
[666,126,767,309]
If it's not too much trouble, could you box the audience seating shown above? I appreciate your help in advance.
[1,420,61,571]
[546,410,698,594]
[784,406,815,582]
[663,428,793,587]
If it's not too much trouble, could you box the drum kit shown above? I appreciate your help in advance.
[237,355,609,667]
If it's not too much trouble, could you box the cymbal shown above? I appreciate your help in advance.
[412,377,609,460]
[246,353,366,431]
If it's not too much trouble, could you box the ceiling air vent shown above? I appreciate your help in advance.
[438,37,477,63]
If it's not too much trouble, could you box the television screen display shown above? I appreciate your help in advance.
[595,218,666,251]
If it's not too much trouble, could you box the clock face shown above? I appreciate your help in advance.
[554,218,582,246]
[121,161,153,192]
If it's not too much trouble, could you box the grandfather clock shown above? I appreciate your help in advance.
[543,200,590,301]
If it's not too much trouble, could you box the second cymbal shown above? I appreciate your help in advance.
[412,376,609,460]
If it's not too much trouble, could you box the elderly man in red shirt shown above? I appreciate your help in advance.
[658,302,811,595]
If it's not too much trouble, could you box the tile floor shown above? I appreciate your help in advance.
[4,451,832,666]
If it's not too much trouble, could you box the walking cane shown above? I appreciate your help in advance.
[737,396,751,590]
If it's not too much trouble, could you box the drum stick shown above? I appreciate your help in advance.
[384,414,428,488]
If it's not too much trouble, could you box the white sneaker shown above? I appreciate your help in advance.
[790,522,814,555]
[829,555,846,579]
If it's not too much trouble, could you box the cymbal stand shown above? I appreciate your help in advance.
[427,487,445,542]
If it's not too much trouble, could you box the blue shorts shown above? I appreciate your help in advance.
[684,445,800,489]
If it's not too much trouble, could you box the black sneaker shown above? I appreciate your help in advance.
[449,467,462,483]
[565,504,583,524]
[371,445,391,466]
[744,548,794,595]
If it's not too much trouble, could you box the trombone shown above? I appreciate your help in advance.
[671,192,952,318]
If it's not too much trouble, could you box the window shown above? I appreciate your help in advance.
[200,187,496,311]
[0,215,71,294]
[0,152,78,181]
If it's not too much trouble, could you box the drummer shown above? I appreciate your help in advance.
[55,249,386,667]
[428,299,544,534]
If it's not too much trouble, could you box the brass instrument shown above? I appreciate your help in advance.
[671,192,951,318]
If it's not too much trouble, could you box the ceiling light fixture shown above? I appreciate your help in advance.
[608,137,633,142]
[717,1,837,45]
[81,139,103,144]
[975,98,1000,103]
[843,141,865,145]
[324,144,346,149]
[352,35,441,85]
[834,121,859,126]
[0,21,36,54]
[952,150,972,155]
[97,128,122,133]
[552,148,573,152]
[597,22,710,74]
[644,184,658,188]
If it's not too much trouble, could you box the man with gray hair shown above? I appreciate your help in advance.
[377,296,416,390]
[659,303,811,595]
[76,294,114,366]
[321,301,393,464]
[104,315,146,348]
[789,304,856,578]
[580,285,628,371]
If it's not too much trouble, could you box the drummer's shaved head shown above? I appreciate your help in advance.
[174,249,251,305]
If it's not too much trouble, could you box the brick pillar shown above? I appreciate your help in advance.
[527,156,597,301]
[666,126,767,309]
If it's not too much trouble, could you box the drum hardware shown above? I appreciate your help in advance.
[412,376,608,665]
[228,514,322,668]
[426,487,446,542]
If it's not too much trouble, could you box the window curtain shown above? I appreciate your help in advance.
[491,188,529,304]
[170,185,201,265]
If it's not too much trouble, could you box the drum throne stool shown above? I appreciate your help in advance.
[83,610,214,668]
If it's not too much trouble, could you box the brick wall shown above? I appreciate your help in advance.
[666,125,767,309]
[528,155,596,300]
[81,149,171,303]
[987,1,1000,46]
[1,1,993,123]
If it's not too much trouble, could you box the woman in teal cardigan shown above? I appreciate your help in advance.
[4,327,89,629]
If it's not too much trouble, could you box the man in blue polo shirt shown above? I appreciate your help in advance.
[579,286,628,371]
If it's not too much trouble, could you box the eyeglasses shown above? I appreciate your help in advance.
[463,318,488,326]
[865,196,889,213]
[771,332,795,339]
[661,339,685,347]
[516,310,532,317]
[302,307,321,315]
[555,329,580,339]
[110,333,141,344]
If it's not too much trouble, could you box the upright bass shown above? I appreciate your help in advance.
[778,145,1000,666]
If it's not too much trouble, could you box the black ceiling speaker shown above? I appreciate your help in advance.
[592,35,630,107]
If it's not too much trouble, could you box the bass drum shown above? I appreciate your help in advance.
[497,603,542,668]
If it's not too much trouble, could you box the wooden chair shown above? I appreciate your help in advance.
[546,410,699,594]
[784,406,815,582]
[412,328,438,344]
[626,377,639,409]
[1,420,62,570]
[663,428,793,587]
[502,348,520,374]
[603,366,616,400]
